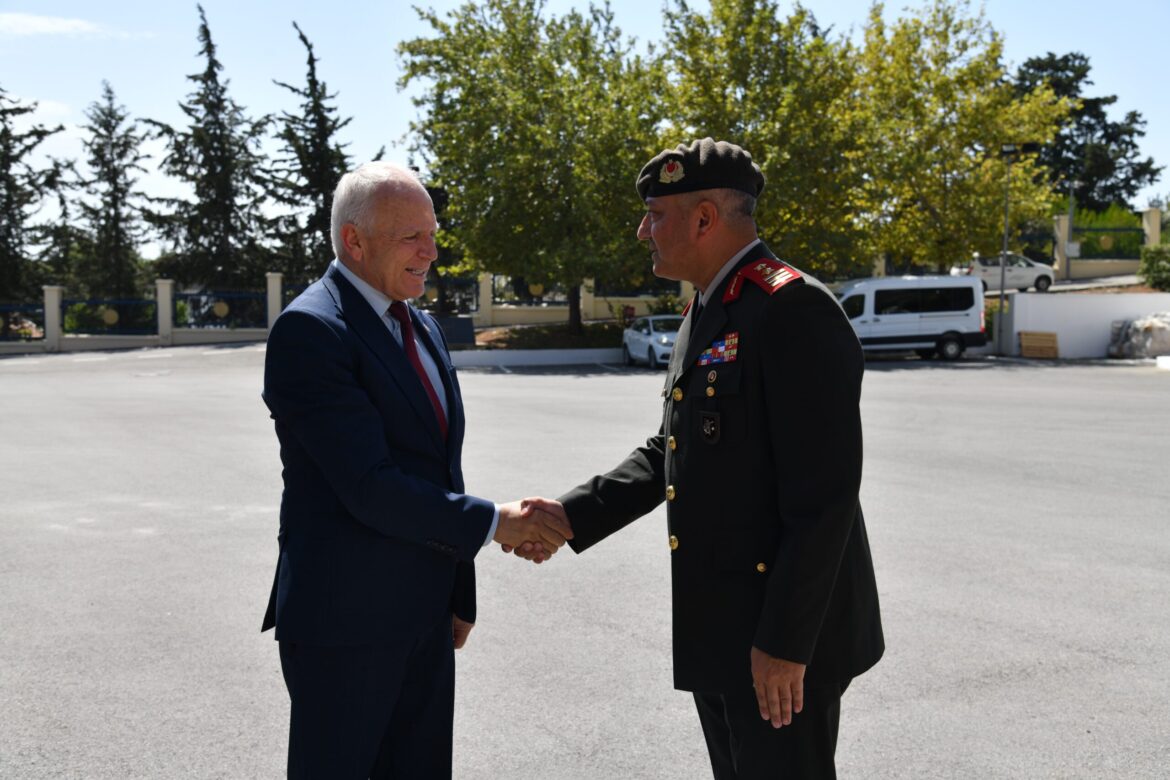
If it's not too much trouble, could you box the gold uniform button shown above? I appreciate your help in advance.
[665,485,676,501]
[756,562,768,573]
[669,535,679,551]
[706,386,715,397]
[672,387,683,402]
[668,436,677,451]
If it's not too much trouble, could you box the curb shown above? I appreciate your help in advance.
[451,348,623,368]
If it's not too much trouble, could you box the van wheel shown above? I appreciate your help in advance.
[623,345,635,366]
[937,334,963,361]
[1035,276,1051,292]
[915,349,936,360]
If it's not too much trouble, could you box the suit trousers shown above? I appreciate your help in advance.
[279,616,456,780]
[693,679,849,780]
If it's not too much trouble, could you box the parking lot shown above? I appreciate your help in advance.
[1,346,1168,778]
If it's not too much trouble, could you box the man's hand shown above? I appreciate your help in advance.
[750,647,806,728]
[499,498,569,564]
[453,615,474,650]
[494,499,573,559]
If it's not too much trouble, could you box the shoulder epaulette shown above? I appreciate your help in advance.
[723,258,804,303]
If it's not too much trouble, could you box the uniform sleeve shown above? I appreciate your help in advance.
[752,284,865,663]
[262,308,495,562]
[559,429,668,552]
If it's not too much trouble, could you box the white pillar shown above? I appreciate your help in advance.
[42,285,63,352]
[156,279,174,345]
[475,272,494,327]
[266,272,283,331]
[1052,214,1070,277]
[1143,208,1162,248]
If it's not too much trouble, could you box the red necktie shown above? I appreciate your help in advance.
[388,302,448,439]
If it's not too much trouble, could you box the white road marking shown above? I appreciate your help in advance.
[136,353,173,359]
[73,356,109,362]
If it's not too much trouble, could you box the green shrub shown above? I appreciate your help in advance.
[1139,245,1170,291]
[650,292,683,315]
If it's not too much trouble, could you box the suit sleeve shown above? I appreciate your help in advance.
[752,284,865,664]
[263,308,494,562]
[559,429,668,552]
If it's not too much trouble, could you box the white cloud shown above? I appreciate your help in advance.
[0,12,141,38]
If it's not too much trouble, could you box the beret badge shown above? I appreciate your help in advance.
[659,159,685,184]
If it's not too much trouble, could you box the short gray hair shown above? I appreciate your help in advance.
[681,187,757,224]
[331,162,426,260]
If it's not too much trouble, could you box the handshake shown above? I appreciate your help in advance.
[493,497,572,564]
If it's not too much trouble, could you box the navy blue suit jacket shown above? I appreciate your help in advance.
[261,263,494,645]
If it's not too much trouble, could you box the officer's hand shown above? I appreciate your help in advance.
[452,615,474,649]
[750,647,805,728]
[499,498,570,564]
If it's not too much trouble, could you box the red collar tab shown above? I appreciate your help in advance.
[723,258,803,303]
[681,298,693,316]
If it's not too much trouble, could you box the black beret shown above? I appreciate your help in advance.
[636,138,765,200]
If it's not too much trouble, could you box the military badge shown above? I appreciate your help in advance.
[659,159,685,184]
[697,331,739,366]
[723,258,803,303]
[700,412,721,444]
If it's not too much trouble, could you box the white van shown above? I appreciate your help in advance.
[836,276,986,360]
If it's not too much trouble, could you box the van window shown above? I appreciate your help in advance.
[841,295,864,320]
[874,289,921,315]
[920,287,974,312]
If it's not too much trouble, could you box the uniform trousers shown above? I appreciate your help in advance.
[693,679,849,779]
[279,615,455,780]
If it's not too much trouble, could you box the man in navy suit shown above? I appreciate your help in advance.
[261,161,572,779]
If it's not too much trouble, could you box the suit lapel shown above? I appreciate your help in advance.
[323,266,447,455]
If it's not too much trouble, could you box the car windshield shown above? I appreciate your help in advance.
[652,318,683,333]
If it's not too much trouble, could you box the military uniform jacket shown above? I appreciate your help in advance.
[561,241,884,693]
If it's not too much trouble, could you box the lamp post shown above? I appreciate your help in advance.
[996,142,1040,356]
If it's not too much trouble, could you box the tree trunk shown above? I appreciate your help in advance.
[568,284,582,334]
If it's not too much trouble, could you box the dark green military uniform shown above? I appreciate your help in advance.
[561,240,884,694]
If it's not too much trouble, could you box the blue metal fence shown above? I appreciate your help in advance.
[0,303,45,341]
[61,298,157,335]
[175,290,266,329]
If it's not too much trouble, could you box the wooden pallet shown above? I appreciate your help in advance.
[1019,331,1059,359]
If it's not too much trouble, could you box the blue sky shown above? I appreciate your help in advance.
[2,0,1167,248]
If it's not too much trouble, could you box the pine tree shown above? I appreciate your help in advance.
[269,21,353,283]
[0,86,63,308]
[145,4,271,290]
[1015,52,1162,211]
[77,81,148,298]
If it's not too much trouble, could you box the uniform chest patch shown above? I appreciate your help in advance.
[697,332,739,366]
[700,412,721,444]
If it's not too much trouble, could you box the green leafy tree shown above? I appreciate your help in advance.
[663,0,869,278]
[75,82,149,298]
[399,0,665,330]
[1015,52,1162,212]
[0,86,63,308]
[269,21,362,283]
[855,1,1069,270]
[146,4,271,290]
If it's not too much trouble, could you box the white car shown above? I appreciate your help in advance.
[622,315,683,368]
[951,253,1054,292]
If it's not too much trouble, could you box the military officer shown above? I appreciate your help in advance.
[523,138,883,778]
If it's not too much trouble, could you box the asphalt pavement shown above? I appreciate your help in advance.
[1,346,1168,778]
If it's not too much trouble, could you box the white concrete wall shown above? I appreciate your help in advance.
[1010,293,1170,358]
